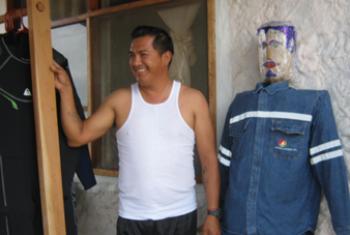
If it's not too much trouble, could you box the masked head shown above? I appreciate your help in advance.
[257,21,296,83]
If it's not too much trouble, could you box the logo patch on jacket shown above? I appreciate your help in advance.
[278,138,287,148]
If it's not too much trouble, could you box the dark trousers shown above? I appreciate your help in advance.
[117,210,197,235]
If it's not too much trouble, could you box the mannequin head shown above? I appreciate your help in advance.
[257,21,296,83]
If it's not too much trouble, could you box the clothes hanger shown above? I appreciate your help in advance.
[0,9,30,111]
[3,8,27,33]
[16,16,28,34]
[2,8,29,59]
[3,8,28,42]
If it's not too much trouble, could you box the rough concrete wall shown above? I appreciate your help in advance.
[216,0,350,234]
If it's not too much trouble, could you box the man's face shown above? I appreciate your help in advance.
[258,29,293,82]
[129,35,170,86]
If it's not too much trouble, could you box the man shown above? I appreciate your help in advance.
[219,21,350,235]
[51,25,220,235]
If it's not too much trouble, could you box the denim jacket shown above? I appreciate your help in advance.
[219,81,350,235]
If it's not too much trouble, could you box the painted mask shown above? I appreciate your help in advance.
[257,21,296,82]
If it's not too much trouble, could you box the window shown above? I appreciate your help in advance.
[1,0,216,176]
[51,23,89,111]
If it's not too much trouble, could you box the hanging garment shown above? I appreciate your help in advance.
[0,32,96,235]
[218,81,350,235]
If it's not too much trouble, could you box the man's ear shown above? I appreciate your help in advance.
[162,51,172,67]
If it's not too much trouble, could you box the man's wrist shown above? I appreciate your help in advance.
[207,208,221,219]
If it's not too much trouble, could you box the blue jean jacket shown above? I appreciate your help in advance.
[219,81,350,235]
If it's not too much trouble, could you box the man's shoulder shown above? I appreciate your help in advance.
[179,84,208,111]
[180,84,205,101]
[104,87,132,111]
[105,87,132,121]
[110,87,131,99]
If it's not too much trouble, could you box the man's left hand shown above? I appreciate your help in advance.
[202,215,221,235]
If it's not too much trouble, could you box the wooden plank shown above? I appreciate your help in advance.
[86,16,93,157]
[52,13,87,28]
[50,0,169,28]
[2,0,170,26]
[88,0,169,18]
[26,0,66,234]
[94,168,118,177]
[208,0,216,127]
[87,16,93,116]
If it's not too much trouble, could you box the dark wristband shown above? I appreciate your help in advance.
[207,208,221,219]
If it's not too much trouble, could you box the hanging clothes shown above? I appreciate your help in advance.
[0,32,96,235]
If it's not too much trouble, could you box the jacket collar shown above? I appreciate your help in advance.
[254,81,290,95]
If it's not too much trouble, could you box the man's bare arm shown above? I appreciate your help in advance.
[51,62,116,146]
[191,90,220,235]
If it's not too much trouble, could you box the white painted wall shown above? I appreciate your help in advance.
[0,0,6,33]
[216,1,350,234]
[0,0,5,15]
[52,24,88,107]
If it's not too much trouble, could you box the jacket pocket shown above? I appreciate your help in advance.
[267,120,309,201]
[270,120,307,159]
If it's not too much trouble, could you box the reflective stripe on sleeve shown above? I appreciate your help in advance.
[310,149,343,165]
[218,154,230,167]
[309,139,341,156]
[219,145,232,158]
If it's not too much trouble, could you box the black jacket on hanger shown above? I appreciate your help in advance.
[0,32,96,235]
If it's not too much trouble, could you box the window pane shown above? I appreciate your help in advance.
[0,23,5,34]
[0,0,6,15]
[51,23,88,110]
[50,0,87,21]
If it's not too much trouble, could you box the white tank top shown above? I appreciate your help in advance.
[116,80,196,220]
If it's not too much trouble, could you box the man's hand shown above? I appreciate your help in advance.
[50,61,72,93]
[202,215,221,235]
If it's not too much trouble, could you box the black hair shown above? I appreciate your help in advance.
[131,25,174,56]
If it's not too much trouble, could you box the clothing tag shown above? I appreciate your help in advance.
[23,88,32,96]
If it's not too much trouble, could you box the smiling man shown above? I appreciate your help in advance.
[51,25,220,235]
[219,21,350,235]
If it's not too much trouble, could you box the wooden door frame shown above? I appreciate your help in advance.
[27,0,66,234]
